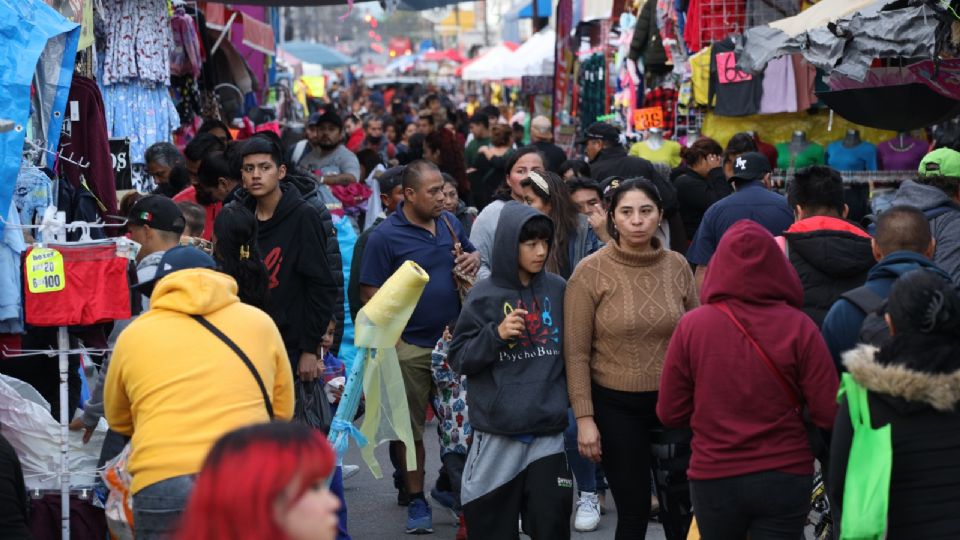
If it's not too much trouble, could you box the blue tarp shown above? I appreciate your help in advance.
[281,41,355,67]
[519,0,552,18]
[0,0,79,234]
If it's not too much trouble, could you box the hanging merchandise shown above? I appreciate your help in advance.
[792,55,818,111]
[99,82,181,165]
[100,0,173,87]
[170,6,203,80]
[758,56,798,114]
[684,0,744,54]
[690,45,712,106]
[0,1,80,232]
[14,166,55,229]
[643,86,678,136]
[709,37,763,117]
[877,134,927,171]
[579,54,607,129]
[826,140,878,172]
[0,202,25,334]
[746,0,798,27]
[58,75,118,220]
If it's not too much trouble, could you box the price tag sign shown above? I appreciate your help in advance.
[26,248,66,293]
[633,107,664,130]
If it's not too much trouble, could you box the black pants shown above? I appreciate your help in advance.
[592,385,661,540]
[690,470,811,540]
[463,452,572,540]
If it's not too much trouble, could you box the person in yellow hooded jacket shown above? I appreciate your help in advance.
[104,246,294,540]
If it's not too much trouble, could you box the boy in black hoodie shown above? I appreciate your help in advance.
[449,202,573,539]
[238,138,337,380]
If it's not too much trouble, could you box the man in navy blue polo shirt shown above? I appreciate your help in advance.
[686,151,793,289]
[360,159,480,534]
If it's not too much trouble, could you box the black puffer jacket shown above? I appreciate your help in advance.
[832,339,960,539]
[285,170,346,353]
[628,0,668,71]
[782,218,874,327]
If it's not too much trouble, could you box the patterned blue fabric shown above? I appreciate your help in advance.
[14,165,53,230]
[98,81,180,164]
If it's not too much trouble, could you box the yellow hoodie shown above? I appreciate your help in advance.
[105,268,294,494]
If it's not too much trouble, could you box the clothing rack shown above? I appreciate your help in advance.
[23,138,90,169]
[770,169,914,186]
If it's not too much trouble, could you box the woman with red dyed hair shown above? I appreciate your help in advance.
[177,422,340,540]
[424,128,470,201]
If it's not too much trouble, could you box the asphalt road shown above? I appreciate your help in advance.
[341,419,667,539]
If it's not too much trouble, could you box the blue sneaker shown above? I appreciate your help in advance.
[405,498,434,534]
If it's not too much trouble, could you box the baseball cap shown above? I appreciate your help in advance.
[133,245,217,295]
[600,176,625,198]
[530,115,551,135]
[377,166,405,194]
[578,122,620,144]
[128,195,186,234]
[729,151,772,182]
[307,108,343,129]
[918,148,960,177]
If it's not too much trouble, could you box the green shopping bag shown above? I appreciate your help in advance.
[839,373,892,540]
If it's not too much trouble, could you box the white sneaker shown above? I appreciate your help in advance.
[342,464,360,480]
[574,491,601,532]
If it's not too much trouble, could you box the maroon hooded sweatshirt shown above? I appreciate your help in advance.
[657,220,838,480]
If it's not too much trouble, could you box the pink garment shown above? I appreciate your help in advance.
[170,8,203,79]
[759,56,798,114]
[792,55,817,111]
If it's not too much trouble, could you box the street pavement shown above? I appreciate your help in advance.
[342,418,666,539]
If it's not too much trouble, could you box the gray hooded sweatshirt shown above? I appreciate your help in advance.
[890,180,960,286]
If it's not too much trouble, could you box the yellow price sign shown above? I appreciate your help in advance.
[26,248,65,293]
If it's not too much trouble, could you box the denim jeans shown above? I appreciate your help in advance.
[330,465,352,540]
[564,408,597,493]
[133,474,195,540]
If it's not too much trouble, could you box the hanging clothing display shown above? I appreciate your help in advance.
[14,166,54,228]
[171,75,203,126]
[629,0,669,72]
[24,243,131,327]
[877,136,927,171]
[754,136,780,169]
[775,142,825,169]
[690,46,712,106]
[746,0,799,27]
[792,55,818,111]
[629,139,683,167]
[0,202,25,334]
[0,0,79,234]
[684,0,744,54]
[170,7,203,80]
[58,75,118,219]
[578,54,607,129]
[709,38,763,117]
[758,56,798,114]
[100,0,173,87]
[100,82,181,165]
[644,87,679,136]
[826,141,878,171]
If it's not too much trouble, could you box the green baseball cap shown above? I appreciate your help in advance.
[918,148,960,178]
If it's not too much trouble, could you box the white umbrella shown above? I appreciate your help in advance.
[501,29,556,78]
[461,43,519,81]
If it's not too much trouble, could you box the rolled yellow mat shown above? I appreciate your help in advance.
[355,260,430,347]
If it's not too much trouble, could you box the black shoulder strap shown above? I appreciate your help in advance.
[840,286,884,316]
[191,315,274,419]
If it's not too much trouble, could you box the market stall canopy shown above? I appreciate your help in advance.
[461,42,519,81]
[206,3,276,55]
[737,0,938,81]
[280,41,355,68]
[423,49,466,63]
[501,29,555,77]
[518,0,552,18]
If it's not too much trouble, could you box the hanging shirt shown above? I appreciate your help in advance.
[629,139,683,167]
[792,55,818,111]
[759,56,798,114]
[691,46,713,106]
[877,136,928,171]
[826,141,878,172]
[709,38,763,117]
[775,142,825,169]
[0,201,25,334]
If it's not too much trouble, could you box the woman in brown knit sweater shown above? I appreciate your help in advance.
[564,179,698,539]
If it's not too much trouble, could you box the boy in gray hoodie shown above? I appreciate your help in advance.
[449,202,573,539]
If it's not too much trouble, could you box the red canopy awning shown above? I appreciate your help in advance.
[423,49,466,63]
[206,4,276,55]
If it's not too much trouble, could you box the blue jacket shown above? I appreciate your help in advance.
[821,251,950,371]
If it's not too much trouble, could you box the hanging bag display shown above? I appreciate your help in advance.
[838,373,891,540]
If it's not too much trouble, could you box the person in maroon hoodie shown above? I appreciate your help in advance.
[657,219,838,539]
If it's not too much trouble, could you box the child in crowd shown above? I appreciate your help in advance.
[450,203,573,539]
[320,320,346,413]
[430,324,471,540]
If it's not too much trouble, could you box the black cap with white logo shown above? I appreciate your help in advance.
[729,151,772,182]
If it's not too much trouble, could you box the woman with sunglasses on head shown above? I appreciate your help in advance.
[565,179,698,539]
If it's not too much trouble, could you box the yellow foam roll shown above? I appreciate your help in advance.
[355,260,430,348]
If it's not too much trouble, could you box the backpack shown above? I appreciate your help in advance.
[840,286,891,349]
[290,139,310,166]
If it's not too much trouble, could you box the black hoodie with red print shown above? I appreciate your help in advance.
[240,184,337,360]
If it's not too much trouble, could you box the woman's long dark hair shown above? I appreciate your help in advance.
[521,170,579,277]
[492,147,546,202]
[425,129,468,191]
[213,203,270,310]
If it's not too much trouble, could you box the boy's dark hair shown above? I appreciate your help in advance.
[198,151,233,189]
[566,177,603,200]
[787,165,845,216]
[559,159,591,179]
[469,112,489,129]
[238,137,283,167]
[518,215,554,246]
[725,133,758,156]
[198,118,232,140]
[185,133,226,162]
[177,201,206,237]
[875,205,932,255]
[481,105,501,119]
[915,174,960,199]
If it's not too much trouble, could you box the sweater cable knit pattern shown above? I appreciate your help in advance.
[564,240,698,418]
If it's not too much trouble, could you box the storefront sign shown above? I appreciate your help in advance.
[109,138,132,191]
[27,248,65,293]
[633,107,664,130]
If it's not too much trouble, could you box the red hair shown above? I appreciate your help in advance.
[425,128,469,194]
[176,422,336,540]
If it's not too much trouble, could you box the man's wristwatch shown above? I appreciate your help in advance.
[319,175,326,184]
